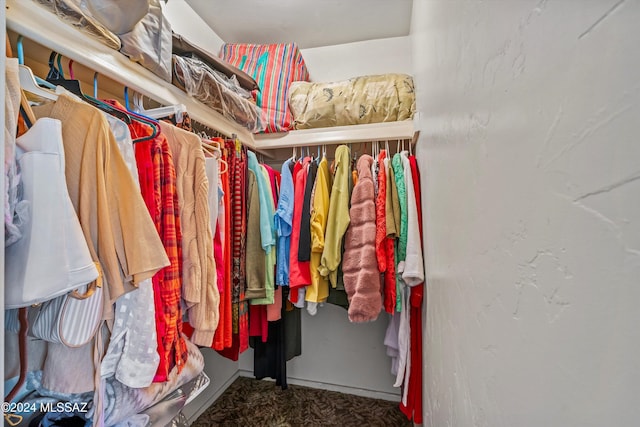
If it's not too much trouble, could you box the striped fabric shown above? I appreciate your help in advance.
[31,283,104,347]
[220,43,310,133]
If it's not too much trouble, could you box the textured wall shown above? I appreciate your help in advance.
[411,1,640,426]
[301,36,412,82]
[163,0,225,56]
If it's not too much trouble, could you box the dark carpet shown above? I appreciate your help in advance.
[191,376,412,427]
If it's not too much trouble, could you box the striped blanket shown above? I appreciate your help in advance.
[221,43,310,133]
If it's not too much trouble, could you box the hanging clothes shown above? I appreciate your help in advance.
[213,146,234,353]
[298,159,317,262]
[399,155,424,424]
[247,152,276,305]
[264,164,284,322]
[101,117,158,389]
[231,140,249,352]
[275,159,295,287]
[342,154,382,322]
[289,157,312,295]
[385,156,399,313]
[245,167,267,299]
[319,146,351,287]
[400,151,425,288]
[133,119,187,383]
[26,93,170,420]
[247,163,270,344]
[306,156,332,314]
[392,153,407,312]
[5,58,23,246]
[161,121,219,346]
[32,94,170,321]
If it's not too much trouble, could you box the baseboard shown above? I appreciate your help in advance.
[186,370,240,424]
[237,369,401,402]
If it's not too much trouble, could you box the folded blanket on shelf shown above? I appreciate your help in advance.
[289,73,416,130]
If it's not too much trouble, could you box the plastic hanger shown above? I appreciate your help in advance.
[133,92,187,123]
[19,65,57,101]
[93,72,99,98]
[16,36,56,90]
[44,53,122,115]
[124,87,159,143]
[85,71,132,124]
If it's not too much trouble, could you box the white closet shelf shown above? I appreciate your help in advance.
[255,120,417,149]
[6,0,418,153]
[5,0,257,149]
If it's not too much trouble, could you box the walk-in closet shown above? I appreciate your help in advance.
[2,1,638,426]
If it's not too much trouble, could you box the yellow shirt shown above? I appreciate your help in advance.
[307,157,332,302]
[319,145,351,287]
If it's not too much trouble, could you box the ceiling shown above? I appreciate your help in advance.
[185,0,413,49]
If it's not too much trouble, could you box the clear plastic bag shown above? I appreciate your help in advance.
[32,0,121,50]
[172,54,263,133]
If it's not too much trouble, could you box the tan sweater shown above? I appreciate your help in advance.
[32,94,170,320]
[342,155,382,322]
[160,121,219,345]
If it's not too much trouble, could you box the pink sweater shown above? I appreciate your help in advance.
[342,155,382,322]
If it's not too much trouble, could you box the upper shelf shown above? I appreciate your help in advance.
[5,0,256,148]
[6,0,418,151]
[256,120,416,149]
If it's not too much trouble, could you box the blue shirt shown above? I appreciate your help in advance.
[274,159,294,285]
[247,151,276,251]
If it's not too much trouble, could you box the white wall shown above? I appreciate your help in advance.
[301,36,412,82]
[239,305,400,400]
[412,1,640,426]
[163,0,225,56]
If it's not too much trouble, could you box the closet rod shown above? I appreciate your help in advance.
[6,0,259,151]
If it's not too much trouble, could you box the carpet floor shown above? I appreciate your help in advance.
[191,376,412,426]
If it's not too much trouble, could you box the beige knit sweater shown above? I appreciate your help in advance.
[342,154,382,322]
[160,121,219,346]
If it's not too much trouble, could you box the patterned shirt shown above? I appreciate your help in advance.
[133,122,188,382]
